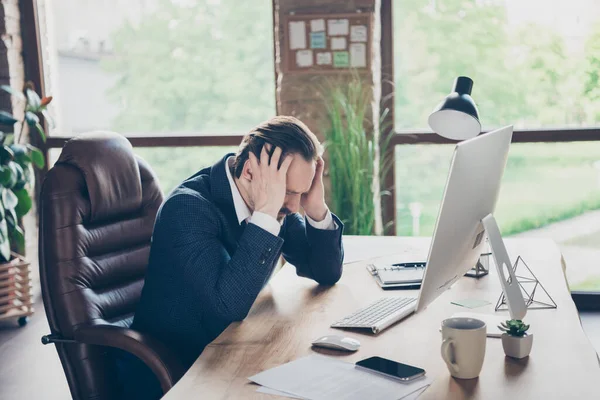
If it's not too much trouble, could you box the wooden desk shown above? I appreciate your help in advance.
[163,236,600,399]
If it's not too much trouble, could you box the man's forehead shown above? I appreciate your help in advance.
[286,155,315,193]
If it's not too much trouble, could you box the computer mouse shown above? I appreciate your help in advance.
[311,335,360,352]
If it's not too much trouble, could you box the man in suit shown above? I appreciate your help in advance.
[119,116,344,398]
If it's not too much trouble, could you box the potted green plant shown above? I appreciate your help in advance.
[0,82,50,326]
[498,319,533,359]
[321,73,392,236]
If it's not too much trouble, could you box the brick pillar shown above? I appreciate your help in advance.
[0,0,38,278]
[0,0,25,121]
[273,0,384,234]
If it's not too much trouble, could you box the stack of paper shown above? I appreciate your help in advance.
[249,355,432,400]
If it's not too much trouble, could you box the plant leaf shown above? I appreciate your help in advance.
[23,163,34,186]
[35,122,46,142]
[25,111,39,126]
[26,145,45,168]
[40,96,53,107]
[0,84,25,100]
[2,188,18,209]
[14,188,32,218]
[5,207,16,230]
[9,225,24,255]
[11,163,26,190]
[25,88,41,110]
[0,165,12,186]
[3,162,17,188]
[0,111,18,126]
[0,219,10,262]
[9,144,29,164]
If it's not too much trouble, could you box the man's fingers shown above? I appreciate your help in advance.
[248,152,260,179]
[260,145,269,167]
[280,154,293,173]
[316,157,324,175]
[271,146,282,169]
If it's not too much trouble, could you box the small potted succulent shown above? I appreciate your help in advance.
[498,319,533,359]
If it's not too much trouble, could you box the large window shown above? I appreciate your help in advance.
[393,0,600,294]
[396,141,600,291]
[29,0,600,296]
[393,0,600,132]
[37,0,276,137]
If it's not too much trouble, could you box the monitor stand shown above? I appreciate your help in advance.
[481,213,527,320]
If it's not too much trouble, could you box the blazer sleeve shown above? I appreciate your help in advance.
[280,212,344,285]
[156,193,284,322]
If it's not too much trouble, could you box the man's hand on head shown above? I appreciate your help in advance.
[301,156,329,222]
[248,144,292,220]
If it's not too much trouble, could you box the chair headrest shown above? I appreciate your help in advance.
[57,131,142,222]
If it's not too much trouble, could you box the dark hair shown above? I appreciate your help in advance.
[232,116,322,178]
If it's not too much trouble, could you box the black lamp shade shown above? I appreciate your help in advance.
[428,76,481,140]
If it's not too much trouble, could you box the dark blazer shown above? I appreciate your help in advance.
[129,153,344,381]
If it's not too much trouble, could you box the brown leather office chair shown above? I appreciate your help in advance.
[39,132,184,399]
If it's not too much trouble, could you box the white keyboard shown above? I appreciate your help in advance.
[331,297,417,334]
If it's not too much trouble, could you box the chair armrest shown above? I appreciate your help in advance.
[74,324,185,394]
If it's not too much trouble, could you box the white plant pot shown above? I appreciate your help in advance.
[501,333,533,359]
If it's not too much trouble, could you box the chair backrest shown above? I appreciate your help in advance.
[39,132,163,400]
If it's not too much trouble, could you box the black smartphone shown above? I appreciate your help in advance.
[355,356,426,382]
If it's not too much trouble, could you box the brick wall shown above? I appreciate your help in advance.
[0,0,37,279]
[0,0,25,124]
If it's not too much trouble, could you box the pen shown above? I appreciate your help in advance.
[392,262,426,268]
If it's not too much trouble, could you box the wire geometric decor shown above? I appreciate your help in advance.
[495,255,557,311]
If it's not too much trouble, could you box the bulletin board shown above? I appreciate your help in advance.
[283,12,373,74]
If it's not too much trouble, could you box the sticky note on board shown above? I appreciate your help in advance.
[296,50,313,67]
[316,52,332,65]
[310,31,326,49]
[333,51,349,68]
[350,43,366,68]
[350,25,368,42]
[328,19,349,35]
[289,21,306,50]
[331,37,346,50]
[310,19,325,32]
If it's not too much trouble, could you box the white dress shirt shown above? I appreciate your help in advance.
[225,156,336,236]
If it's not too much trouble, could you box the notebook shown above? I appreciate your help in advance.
[366,262,426,289]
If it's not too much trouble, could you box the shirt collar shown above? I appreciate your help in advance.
[225,156,252,225]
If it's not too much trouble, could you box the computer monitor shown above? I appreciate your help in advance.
[414,125,527,320]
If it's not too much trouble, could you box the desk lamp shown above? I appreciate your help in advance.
[428,76,481,140]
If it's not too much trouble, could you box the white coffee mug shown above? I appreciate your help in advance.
[441,317,486,379]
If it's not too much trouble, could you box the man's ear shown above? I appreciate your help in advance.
[241,159,253,181]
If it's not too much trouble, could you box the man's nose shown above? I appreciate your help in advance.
[286,196,301,213]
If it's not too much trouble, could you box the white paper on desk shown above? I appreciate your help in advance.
[258,385,429,400]
[257,386,305,399]
[289,21,306,49]
[249,355,432,400]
